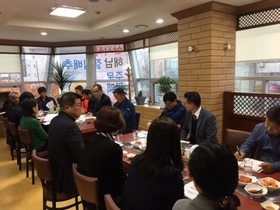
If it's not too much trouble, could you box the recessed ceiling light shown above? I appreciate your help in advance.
[135,24,148,29]
[123,29,129,33]
[156,19,164,23]
[41,32,47,36]
[50,5,85,18]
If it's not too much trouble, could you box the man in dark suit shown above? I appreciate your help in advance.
[48,92,85,194]
[3,91,19,120]
[87,84,112,116]
[180,91,218,144]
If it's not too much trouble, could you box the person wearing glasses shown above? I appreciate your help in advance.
[48,92,85,194]
[234,105,280,173]
[87,84,112,116]
[180,91,218,144]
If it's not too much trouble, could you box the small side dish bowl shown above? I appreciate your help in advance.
[122,150,128,156]
[261,201,280,210]
[258,177,280,191]
[127,153,136,159]
[244,183,267,198]
[238,174,257,186]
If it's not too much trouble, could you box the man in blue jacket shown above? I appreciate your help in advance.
[113,88,136,134]
[160,92,186,130]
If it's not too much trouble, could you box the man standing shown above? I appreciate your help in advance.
[180,91,218,144]
[3,91,19,120]
[113,88,136,134]
[235,105,280,173]
[36,87,57,111]
[160,92,186,129]
[48,92,85,193]
[88,84,111,116]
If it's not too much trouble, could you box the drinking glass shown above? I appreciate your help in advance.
[116,133,123,143]
[133,129,138,140]
[244,160,253,176]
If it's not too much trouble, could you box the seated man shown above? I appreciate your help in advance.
[87,84,112,116]
[3,91,19,120]
[160,92,186,129]
[180,91,218,144]
[235,105,280,173]
[113,88,136,134]
[75,85,88,113]
[36,87,57,111]
[48,92,85,193]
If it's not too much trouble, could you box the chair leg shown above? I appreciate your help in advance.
[26,156,29,178]
[31,160,35,185]
[75,196,79,210]
[17,147,22,171]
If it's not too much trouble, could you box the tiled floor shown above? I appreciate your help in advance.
[0,138,81,210]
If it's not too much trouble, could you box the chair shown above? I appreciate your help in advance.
[135,112,140,130]
[226,128,251,154]
[2,117,13,160]
[18,127,35,184]
[8,122,23,170]
[72,163,101,210]
[32,150,81,210]
[104,194,120,210]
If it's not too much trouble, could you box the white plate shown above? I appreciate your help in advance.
[261,201,280,210]
[238,174,257,186]
[258,177,280,191]
[244,183,268,198]
[127,153,136,159]
[122,150,128,156]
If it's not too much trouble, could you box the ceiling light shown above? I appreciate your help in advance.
[135,24,148,29]
[123,29,129,33]
[41,32,47,36]
[156,19,164,23]
[50,5,86,18]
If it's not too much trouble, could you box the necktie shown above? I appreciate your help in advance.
[192,114,197,120]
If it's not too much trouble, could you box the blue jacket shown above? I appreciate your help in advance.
[114,98,136,133]
[161,100,186,126]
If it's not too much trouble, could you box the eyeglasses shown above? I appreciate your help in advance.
[92,90,99,93]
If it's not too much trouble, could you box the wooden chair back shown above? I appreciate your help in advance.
[104,194,120,210]
[8,122,18,136]
[226,128,251,153]
[72,163,101,205]
[18,127,31,145]
[2,117,9,130]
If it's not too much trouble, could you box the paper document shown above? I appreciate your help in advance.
[238,158,264,173]
[138,131,148,138]
[184,181,199,200]
[0,111,6,115]
[43,113,58,125]
[46,101,54,108]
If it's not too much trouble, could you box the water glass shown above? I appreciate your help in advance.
[244,160,253,176]
[133,129,138,140]
[116,133,123,143]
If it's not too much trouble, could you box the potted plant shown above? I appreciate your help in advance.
[50,61,73,104]
[135,90,146,105]
[157,76,175,108]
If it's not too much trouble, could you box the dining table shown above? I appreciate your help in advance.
[119,132,280,210]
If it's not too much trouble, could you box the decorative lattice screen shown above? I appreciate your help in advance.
[22,46,52,54]
[233,95,280,117]
[0,45,20,54]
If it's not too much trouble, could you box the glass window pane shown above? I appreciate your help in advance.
[0,74,21,83]
[151,58,178,78]
[95,52,129,80]
[268,81,280,94]
[235,80,262,93]
[22,54,50,82]
[55,54,87,81]
[236,61,280,77]
[69,82,87,93]
[132,49,149,78]
[154,83,177,102]
[138,80,151,103]
[23,83,45,98]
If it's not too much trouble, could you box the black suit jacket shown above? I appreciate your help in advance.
[2,100,16,120]
[48,111,85,193]
[180,107,218,144]
[90,93,112,116]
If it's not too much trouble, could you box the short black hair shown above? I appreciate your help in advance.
[38,87,47,94]
[60,92,81,109]
[184,91,201,107]
[21,99,37,117]
[267,105,280,125]
[19,91,34,103]
[82,89,92,95]
[93,84,102,91]
[75,85,83,92]
[113,88,125,95]
[163,92,177,102]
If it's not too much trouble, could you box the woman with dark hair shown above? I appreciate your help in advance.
[124,116,184,210]
[172,143,240,210]
[78,106,127,209]
[19,99,48,152]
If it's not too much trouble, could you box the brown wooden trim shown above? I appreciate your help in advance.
[0,39,54,47]
[171,1,237,20]
[123,24,177,43]
[237,0,280,15]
